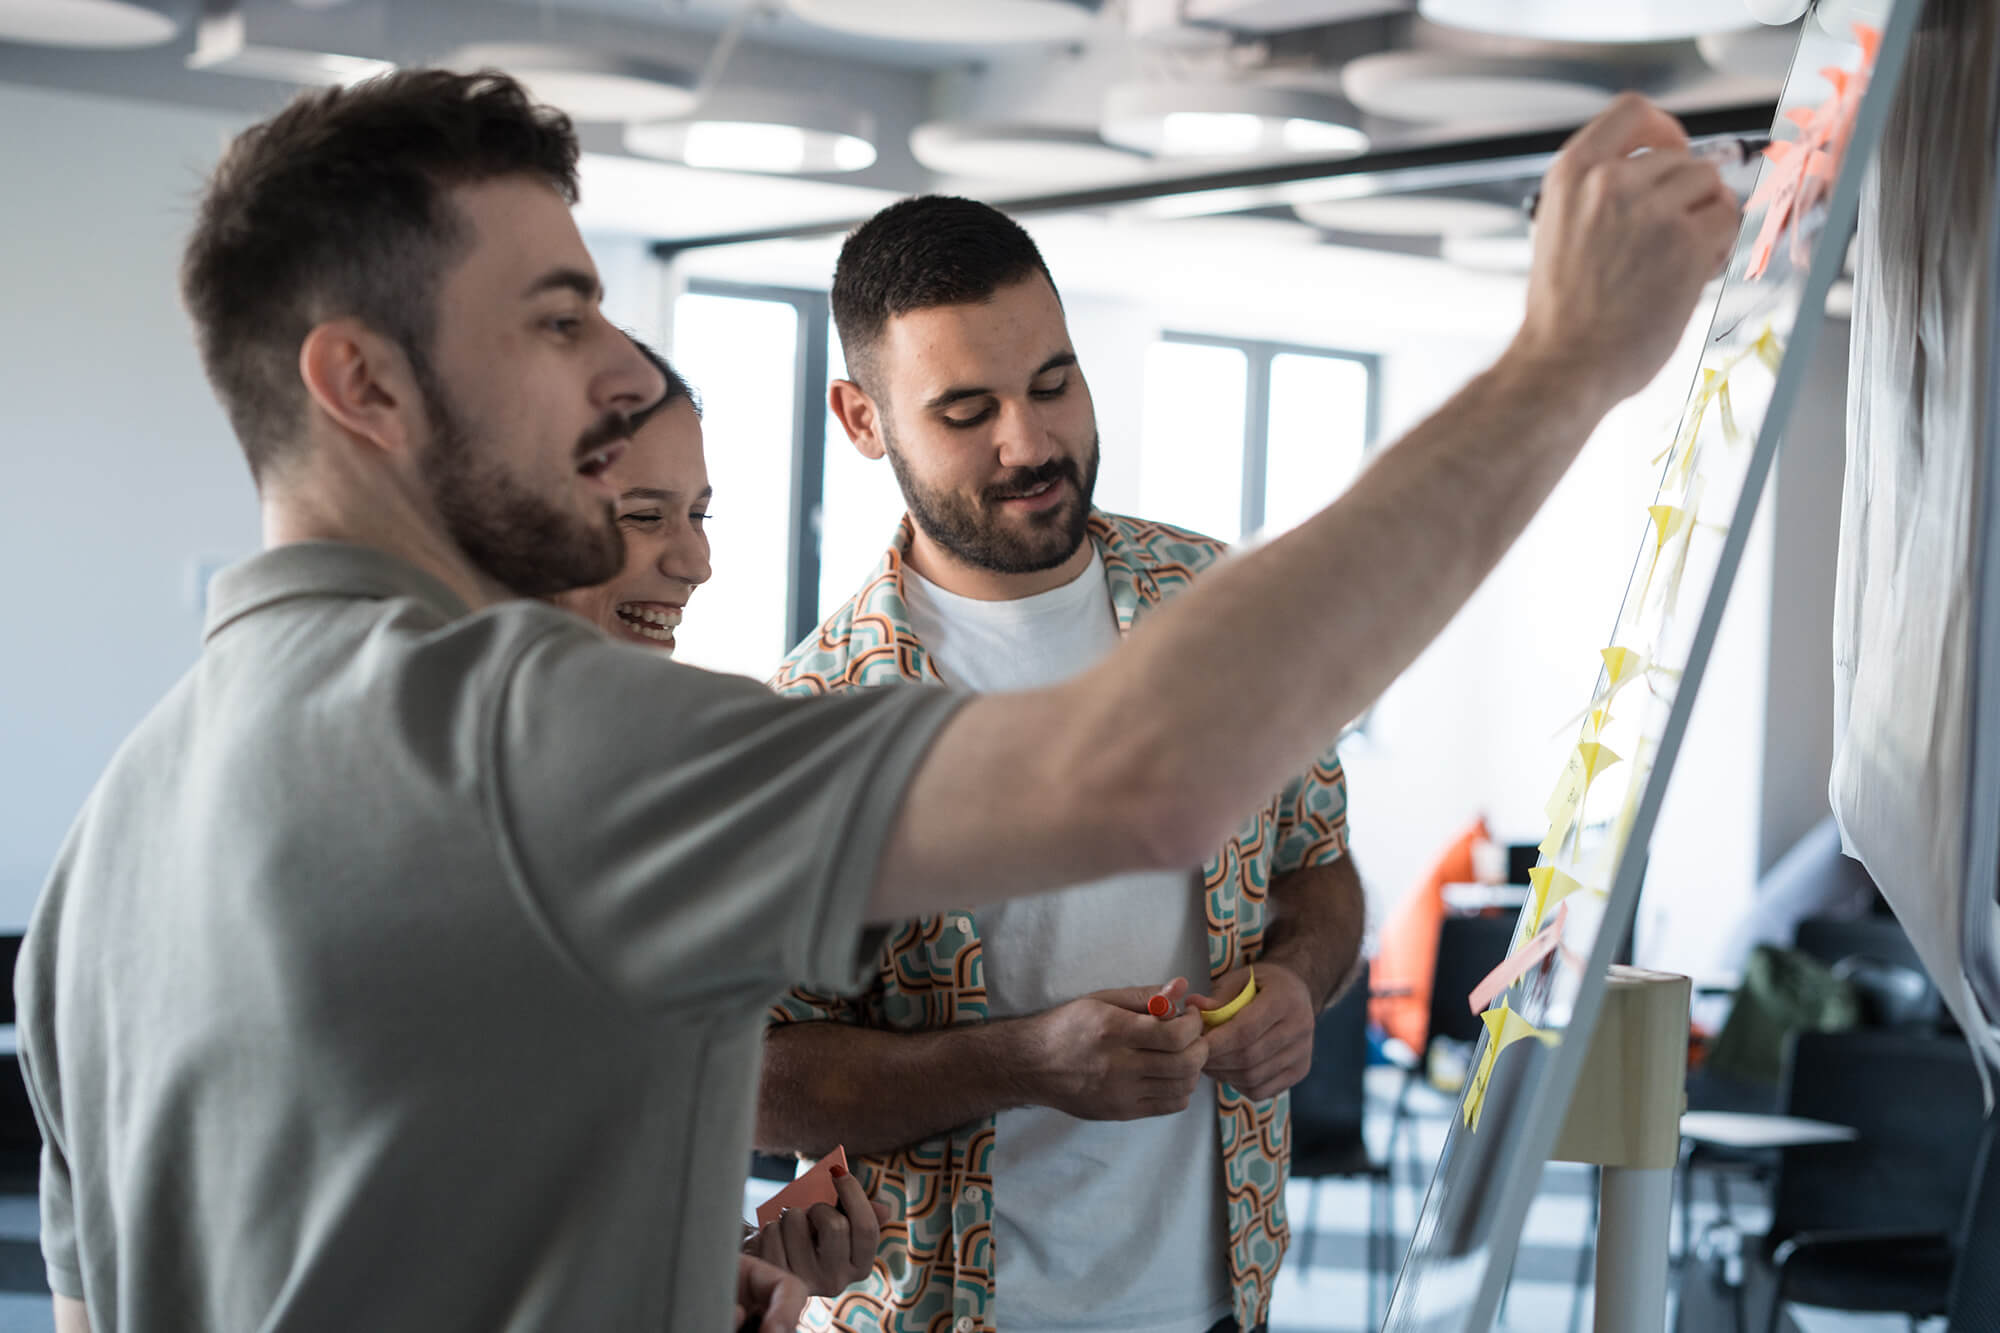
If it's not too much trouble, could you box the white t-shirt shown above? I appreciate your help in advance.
[902,550,1232,1333]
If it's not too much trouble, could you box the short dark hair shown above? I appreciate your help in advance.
[181,68,581,481]
[628,337,700,426]
[829,195,1058,394]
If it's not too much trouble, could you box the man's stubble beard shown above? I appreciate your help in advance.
[412,357,626,598]
[885,421,1101,576]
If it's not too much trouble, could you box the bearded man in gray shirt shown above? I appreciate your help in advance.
[15,68,1737,1333]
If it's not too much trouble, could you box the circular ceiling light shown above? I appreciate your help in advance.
[910,122,1148,182]
[785,0,1102,44]
[455,44,699,123]
[627,95,876,174]
[1696,22,1802,79]
[1342,51,1622,125]
[1295,193,1525,237]
[1102,83,1369,159]
[1418,0,1757,42]
[0,0,184,47]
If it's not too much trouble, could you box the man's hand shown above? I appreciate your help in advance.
[743,1166,890,1297]
[1189,962,1316,1100]
[1517,93,1743,412]
[1027,982,1209,1120]
[734,1253,807,1333]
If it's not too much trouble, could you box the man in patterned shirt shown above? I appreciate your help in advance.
[757,196,1366,1333]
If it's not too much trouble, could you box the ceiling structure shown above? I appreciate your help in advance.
[0,0,1856,261]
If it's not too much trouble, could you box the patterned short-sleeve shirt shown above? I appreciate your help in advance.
[768,510,1351,1333]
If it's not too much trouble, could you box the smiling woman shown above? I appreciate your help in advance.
[552,339,713,655]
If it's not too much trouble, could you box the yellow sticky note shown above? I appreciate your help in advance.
[1648,504,1690,552]
[1753,324,1783,375]
[1602,647,1647,693]
[1718,380,1741,446]
[1462,1001,1562,1132]
[1526,865,1587,934]
[1576,740,1621,787]
[1538,794,1578,859]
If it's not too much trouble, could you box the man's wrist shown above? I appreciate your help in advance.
[975,1013,1049,1109]
[1491,335,1619,437]
[1258,947,1338,1012]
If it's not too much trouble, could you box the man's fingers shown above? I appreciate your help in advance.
[1127,1009,1206,1052]
[1093,984,1165,1014]
[1199,993,1285,1058]
[1205,1009,1308,1073]
[1561,92,1689,170]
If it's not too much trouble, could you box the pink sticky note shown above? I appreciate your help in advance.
[1467,903,1568,1016]
[756,1145,849,1227]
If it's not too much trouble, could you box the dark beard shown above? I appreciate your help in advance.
[887,431,1100,576]
[413,362,625,598]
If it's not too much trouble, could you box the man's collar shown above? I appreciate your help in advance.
[202,542,473,643]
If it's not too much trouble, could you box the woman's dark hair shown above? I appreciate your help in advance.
[628,337,699,427]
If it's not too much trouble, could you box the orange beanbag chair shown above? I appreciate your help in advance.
[1369,817,1489,1051]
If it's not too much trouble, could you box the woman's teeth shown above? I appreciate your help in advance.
[615,605,681,643]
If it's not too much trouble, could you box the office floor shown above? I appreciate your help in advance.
[0,1073,1946,1333]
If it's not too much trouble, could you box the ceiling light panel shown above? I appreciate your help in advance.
[626,95,878,174]
[1103,82,1368,159]
[785,0,1104,43]
[1341,51,1623,125]
[455,43,699,123]
[0,0,184,48]
[1418,0,1758,42]
[909,122,1148,182]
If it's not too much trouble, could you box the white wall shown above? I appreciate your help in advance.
[676,217,1778,978]
[0,83,258,929]
[0,84,681,930]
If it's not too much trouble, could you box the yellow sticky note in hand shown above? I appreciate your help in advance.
[1462,1001,1562,1132]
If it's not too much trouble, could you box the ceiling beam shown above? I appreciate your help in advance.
[650,100,1777,255]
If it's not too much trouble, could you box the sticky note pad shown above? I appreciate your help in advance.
[1201,969,1257,1029]
[756,1145,848,1227]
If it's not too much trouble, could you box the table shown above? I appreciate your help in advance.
[1680,1111,1858,1150]
[1440,882,1529,913]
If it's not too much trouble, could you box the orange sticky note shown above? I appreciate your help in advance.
[756,1145,849,1227]
[1467,902,1567,1016]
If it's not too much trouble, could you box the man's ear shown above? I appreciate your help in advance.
[828,379,887,462]
[298,319,424,458]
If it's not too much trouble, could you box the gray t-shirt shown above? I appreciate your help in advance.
[15,542,960,1332]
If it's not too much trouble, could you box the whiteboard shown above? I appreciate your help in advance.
[1381,5,1925,1329]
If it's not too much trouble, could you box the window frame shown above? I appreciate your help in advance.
[1158,331,1381,538]
[679,278,832,651]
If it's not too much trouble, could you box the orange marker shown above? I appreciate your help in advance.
[1147,976,1188,1019]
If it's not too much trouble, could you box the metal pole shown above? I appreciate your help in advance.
[1595,1165,1675,1333]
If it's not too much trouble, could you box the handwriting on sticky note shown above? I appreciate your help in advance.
[1462,1001,1562,1132]
[1468,902,1567,1016]
[756,1145,849,1227]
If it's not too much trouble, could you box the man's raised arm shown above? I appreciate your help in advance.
[868,94,1738,924]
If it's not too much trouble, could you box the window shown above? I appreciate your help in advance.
[1139,333,1378,543]
[668,288,802,676]
[817,316,909,621]
[1138,341,1249,542]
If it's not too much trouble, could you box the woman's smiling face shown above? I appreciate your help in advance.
[552,395,711,654]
